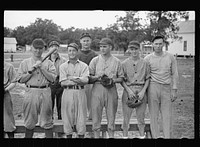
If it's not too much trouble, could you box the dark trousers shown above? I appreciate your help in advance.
[50,84,64,120]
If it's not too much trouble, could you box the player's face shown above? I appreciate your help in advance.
[153,38,164,54]
[100,44,111,55]
[50,45,59,58]
[32,46,44,58]
[68,47,78,60]
[129,47,140,57]
[80,37,92,50]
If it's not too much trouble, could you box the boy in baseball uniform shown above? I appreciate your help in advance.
[77,32,98,120]
[17,38,57,138]
[89,38,124,138]
[4,61,18,138]
[59,43,89,138]
[48,40,67,120]
[121,41,150,139]
[144,35,178,138]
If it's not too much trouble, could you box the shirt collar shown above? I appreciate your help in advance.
[49,54,60,62]
[67,59,80,64]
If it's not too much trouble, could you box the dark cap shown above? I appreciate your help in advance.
[128,41,140,49]
[151,35,164,42]
[32,38,45,49]
[80,32,91,39]
[48,40,60,47]
[99,38,113,47]
[67,43,79,51]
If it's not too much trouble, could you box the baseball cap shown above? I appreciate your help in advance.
[67,43,79,51]
[80,32,91,39]
[99,38,113,47]
[49,40,60,47]
[128,41,140,49]
[32,38,45,49]
[151,35,164,42]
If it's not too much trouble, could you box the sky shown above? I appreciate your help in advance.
[4,10,195,30]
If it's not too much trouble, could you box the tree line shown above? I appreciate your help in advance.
[4,11,189,52]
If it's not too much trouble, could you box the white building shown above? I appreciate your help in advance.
[4,37,17,52]
[166,20,195,57]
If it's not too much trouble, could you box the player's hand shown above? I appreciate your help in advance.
[127,89,135,99]
[70,77,82,84]
[171,89,178,102]
[33,60,42,69]
[138,90,145,101]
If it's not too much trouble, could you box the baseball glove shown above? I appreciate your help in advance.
[126,93,142,109]
[100,74,114,88]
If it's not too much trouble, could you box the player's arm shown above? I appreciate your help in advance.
[70,65,89,85]
[59,64,76,86]
[88,57,101,83]
[113,61,124,84]
[137,61,150,100]
[39,61,57,83]
[18,61,34,83]
[5,65,18,92]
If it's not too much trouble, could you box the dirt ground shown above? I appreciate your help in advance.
[5,53,194,138]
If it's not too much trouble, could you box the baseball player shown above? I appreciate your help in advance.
[4,61,18,138]
[121,41,150,139]
[89,38,124,138]
[59,43,89,138]
[17,38,57,138]
[144,35,179,138]
[77,32,98,120]
[48,40,67,120]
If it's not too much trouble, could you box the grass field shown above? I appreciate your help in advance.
[4,52,194,138]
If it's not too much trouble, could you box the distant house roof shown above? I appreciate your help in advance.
[178,20,195,34]
[4,37,17,44]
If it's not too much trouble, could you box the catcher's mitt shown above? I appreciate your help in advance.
[126,93,142,109]
[100,74,114,88]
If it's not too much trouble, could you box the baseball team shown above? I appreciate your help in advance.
[4,33,178,139]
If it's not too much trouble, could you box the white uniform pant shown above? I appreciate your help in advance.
[148,82,173,138]
[4,92,16,132]
[121,85,147,133]
[91,83,118,131]
[61,89,87,135]
[23,87,53,130]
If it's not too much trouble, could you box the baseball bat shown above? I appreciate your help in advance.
[41,47,57,62]
[29,47,57,73]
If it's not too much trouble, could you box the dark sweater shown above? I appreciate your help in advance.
[77,49,98,65]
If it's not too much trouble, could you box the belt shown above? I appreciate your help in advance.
[129,83,144,86]
[26,85,49,88]
[63,85,84,89]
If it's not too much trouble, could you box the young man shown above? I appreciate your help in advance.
[89,38,124,138]
[17,38,57,138]
[144,35,179,138]
[77,32,98,120]
[121,41,150,139]
[48,40,67,120]
[59,43,89,138]
[4,61,18,138]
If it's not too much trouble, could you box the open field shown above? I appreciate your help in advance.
[4,52,194,138]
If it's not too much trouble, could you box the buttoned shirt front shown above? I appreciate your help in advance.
[59,59,89,84]
[122,57,150,86]
[144,51,178,89]
[4,62,17,85]
[17,57,56,86]
[89,54,124,79]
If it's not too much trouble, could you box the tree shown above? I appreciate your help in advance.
[107,11,145,52]
[24,18,62,45]
[4,27,12,37]
[146,11,189,41]
[10,26,27,46]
